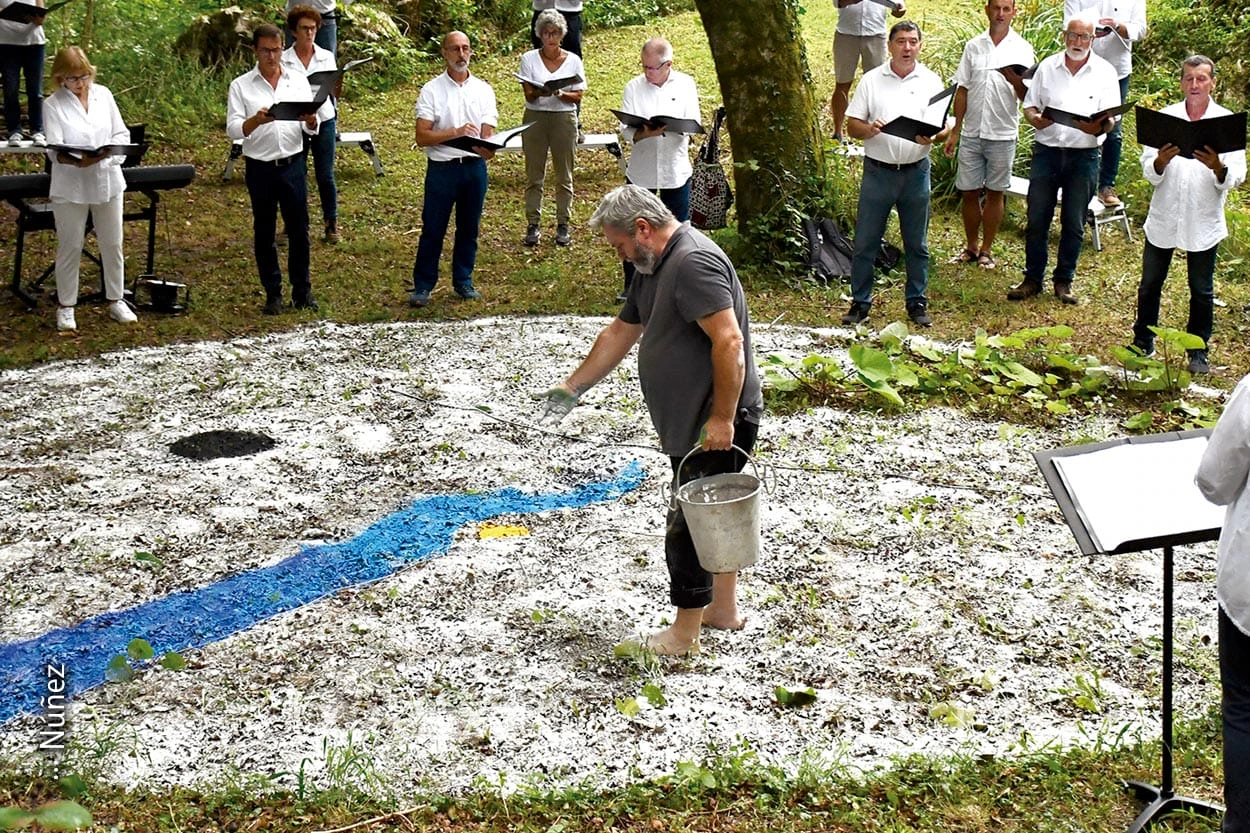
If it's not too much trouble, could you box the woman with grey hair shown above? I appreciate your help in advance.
[517,8,586,247]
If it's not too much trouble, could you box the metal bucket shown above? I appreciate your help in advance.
[674,445,765,574]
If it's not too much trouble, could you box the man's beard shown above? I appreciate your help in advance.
[631,242,659,275]
[1065,46,1089,61]
[451,59,470,73]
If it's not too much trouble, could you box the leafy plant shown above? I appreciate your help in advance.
[0,800,92,831]
[774,685,818,708]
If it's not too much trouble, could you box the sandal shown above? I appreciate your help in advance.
[977,251,997,270]
[948,248,978,265]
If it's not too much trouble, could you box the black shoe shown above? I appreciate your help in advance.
[841,302,871,325]
[293,293,318,311]
[524,224,540,246]
[1188,350,1210,375]
[262,295,283,315]
[1006,279,1041,301]
[455,285,482,301]
[324,222,339,244]
[907,303,932,327]
[1054,283,1078,305]
[555,224,571,246]
[1129,338,1154,357]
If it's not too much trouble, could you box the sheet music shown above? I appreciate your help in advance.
[1050,436,1225,553]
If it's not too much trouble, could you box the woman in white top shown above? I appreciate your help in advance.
[43,46,136,332]
[283,4,339,243]
[518,9,586,247]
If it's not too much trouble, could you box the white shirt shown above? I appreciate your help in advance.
[282,43,337,117]
[226,64,322,161]
[287,0,336,13]
[1142,100,1247,252]
[847,60,946,165]
[43,84,129,204]
[834,0,888,36]
[415,70,498,162]
[620,69,700,189]
[1197,374,1250,638]
[1063,0,1146,79]
[518,49,586,113]
[0,0,46,45]
[952,29,1035,141]
[532,1,582,11]
[1024,50,1120,149]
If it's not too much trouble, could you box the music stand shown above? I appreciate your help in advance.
[1034,429,1224,833]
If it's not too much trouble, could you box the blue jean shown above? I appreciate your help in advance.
[622,178,690,289]
[1024,143,1098,286]
[245,155,312,300]
[666,417,758,609]
[849,158,930,307]
[1133,240,1216,350]
[1221,607,1250,833]
[285,16,337,54]
[412,157,488,294]
[1099,75,1130,190]
[308,116,337,225]
[1,43,44,135]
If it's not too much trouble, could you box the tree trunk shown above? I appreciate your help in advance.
[694,0,826,250]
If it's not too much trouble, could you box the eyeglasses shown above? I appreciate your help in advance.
[1063,31,1093,42]
[642,60,672,72]
[63,73,91,83]
[257,46,284,56]
[296,24,318,33]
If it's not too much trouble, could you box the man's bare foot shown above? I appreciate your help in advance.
[645,625,700,656]
[702,606,746,630]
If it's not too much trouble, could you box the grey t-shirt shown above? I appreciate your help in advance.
[620,224,763,456]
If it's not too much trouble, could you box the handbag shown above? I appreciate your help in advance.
[690,106,733,230]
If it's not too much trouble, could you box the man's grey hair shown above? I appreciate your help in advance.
[534,9,567,39]
[888,20,921,41]
[1181,54,1216,78]
[641,38,673,63]
[588,185,676,234]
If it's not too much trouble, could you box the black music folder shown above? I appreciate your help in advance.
[306,56,373,97]
[1033,430,1222,556]
[612,109,705,135]
[49,142,143,159]
[439,122,532,153]
[0,0,70,24]
[992,62,1038,80]
[1135,106,1247,157]
[1043,99,1134,129]
[514,72,583,96]
[879,83,956,142]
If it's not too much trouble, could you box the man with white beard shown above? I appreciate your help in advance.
[540,185,764,657]
[1007,11,1120,305]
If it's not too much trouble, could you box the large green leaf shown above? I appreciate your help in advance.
[33,801,92,831]
[0,806,35,830]
[127,638,155,661]
[849,343,894,384]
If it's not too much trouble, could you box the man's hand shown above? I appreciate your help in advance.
[1154,143,1180,174]
[701,417,734,451]
[458,123,481,139]
[539,386,578,427]
[1025,109,1053,131]
[891,0,906,17]
[1194,145,1225,179]
[301,113,318,130]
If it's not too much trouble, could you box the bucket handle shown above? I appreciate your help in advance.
[661,444,773,509]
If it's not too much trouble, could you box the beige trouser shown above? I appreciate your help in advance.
[521,107,577,225]
[52,194,125,306]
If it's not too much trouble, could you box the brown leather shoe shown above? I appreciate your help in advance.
[1054,283,1079,304]
[1006,279,1042,301]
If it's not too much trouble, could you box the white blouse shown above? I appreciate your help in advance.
[1197,374,1250,637]
[43,84,129,205]
[518,49,585,114]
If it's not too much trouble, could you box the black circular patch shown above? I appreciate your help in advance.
[169,430,276,460]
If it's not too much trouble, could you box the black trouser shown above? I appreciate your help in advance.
[665,416,758,609]
[1221,607,1250,833]
[245,155,312,302]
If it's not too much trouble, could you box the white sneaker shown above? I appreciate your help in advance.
[7,131,23,146]
[109,300,137,324]
[56,306,76,331]
[30,131,45,146]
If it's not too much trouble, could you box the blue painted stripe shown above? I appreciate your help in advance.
[0,464,645,725]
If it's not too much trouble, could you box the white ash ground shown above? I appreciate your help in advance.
[0,316,1221,796]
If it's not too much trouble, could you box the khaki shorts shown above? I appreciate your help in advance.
[955,135,1017,192]
[833,31,887,84]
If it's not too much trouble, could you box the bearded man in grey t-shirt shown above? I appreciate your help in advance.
[542,184,764,656]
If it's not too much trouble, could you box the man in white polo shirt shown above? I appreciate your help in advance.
[408,30,497,308]
[842,20,949,328]
[943,0,1033,271]
[1008,11,1119,305]
[829,0,906,143]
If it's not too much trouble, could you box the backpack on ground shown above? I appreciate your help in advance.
[801,216,854,283]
